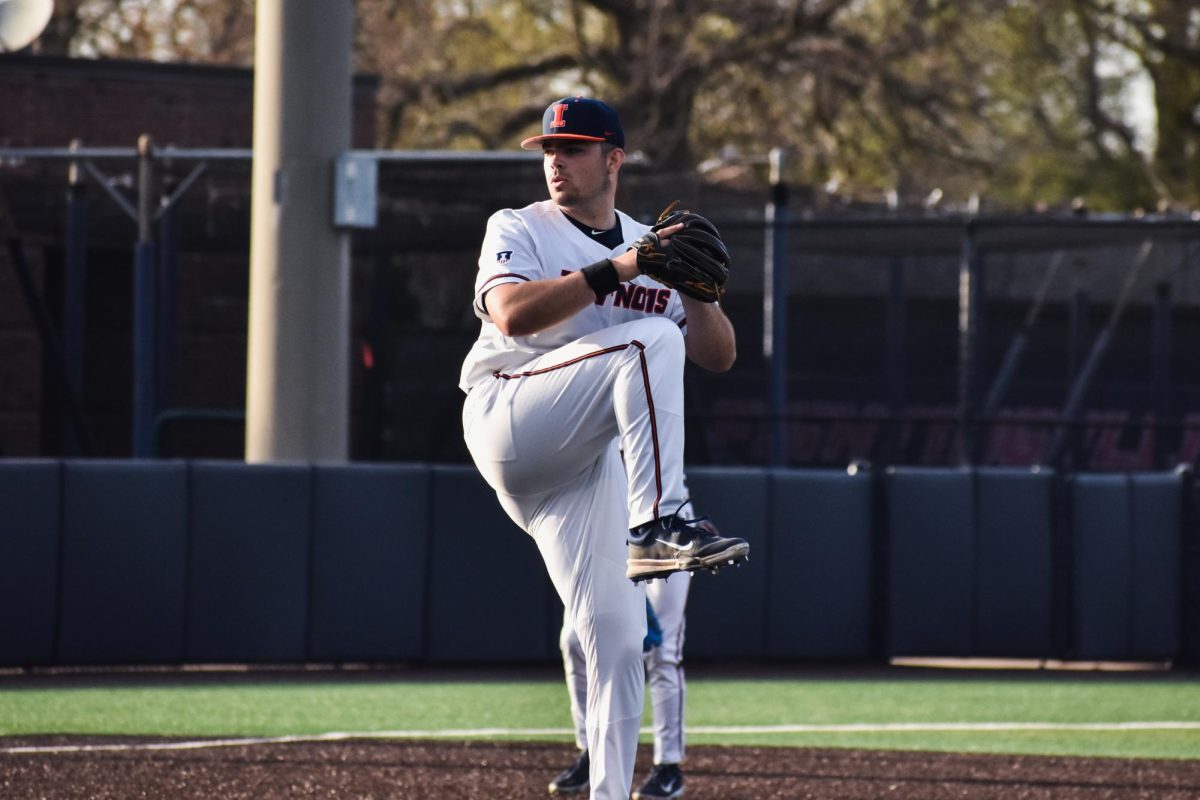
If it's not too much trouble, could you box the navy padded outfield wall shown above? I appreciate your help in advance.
[1127,475,1183,658]
[1184,474,1200,665]
[764,469,873,659]
[58,461,189,664]
[1071,473,1181,660]
[186,462,313,662]
[0,461,1188,666]
[886,468,1059,658]
[973,469,1056,657]
[0,461,60,665]
[425,465,555,662]
[886,468,977,656]
[309,463,431,662]
[684,468,771,658]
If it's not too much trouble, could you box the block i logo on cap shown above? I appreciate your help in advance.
[522,97,625,150]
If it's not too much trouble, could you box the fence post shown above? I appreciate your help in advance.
[763,147,789,467]
[157,167,180,421]
[956,219,984,465]
[1153,282,1172,467]
[132,134,158,458]
[63,139,89,456]
[883,256,907,465]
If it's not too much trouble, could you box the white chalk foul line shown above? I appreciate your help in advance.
[689,722,1200,734]
[0,729,572,755]
[3,722,1199,755]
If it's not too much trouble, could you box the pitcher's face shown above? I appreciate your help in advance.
[542,141,618,206]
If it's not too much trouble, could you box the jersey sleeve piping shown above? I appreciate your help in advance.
[475,273,531,316]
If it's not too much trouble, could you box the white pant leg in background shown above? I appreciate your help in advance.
[644,571,690,765]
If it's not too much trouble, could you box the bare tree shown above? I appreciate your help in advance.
[33,0,252,62]
[1083,0,1200,205]
[33,0,1200,209]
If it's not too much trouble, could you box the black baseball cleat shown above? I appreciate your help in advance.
[632,763,685,800]
[548,749,589,795]
[626,514,749,582]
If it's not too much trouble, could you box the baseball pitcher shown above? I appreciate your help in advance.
[459,96,749,800]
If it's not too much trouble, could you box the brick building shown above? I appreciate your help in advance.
[0,53,377,148]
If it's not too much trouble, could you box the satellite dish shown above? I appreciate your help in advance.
[0,0,54,53]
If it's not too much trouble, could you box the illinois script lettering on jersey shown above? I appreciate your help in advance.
[562,270,672,314]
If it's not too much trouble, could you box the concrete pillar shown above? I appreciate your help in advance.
[246,0,353,462]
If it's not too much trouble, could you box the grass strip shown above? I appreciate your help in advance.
[1,671,1196,759]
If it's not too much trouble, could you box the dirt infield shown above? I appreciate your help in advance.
[3,737,1199,799]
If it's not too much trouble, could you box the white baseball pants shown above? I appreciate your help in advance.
[462,317,689,800]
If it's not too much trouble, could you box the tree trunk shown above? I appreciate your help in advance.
[1149,1,1200,204]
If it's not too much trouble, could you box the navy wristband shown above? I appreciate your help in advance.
[580,258,619,299]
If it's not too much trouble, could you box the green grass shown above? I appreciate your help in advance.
[2,667,1198,759]
[684,675,1200,758]
[0,678,570,737]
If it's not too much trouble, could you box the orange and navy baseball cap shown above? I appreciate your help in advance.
[520,96,625,150]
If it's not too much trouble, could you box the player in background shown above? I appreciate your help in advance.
[459,96,748,800]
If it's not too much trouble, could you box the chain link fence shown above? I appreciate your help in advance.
[3,148,1199,470]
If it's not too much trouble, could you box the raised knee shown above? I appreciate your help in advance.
[629,317,684,354]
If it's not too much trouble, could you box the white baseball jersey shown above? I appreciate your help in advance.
[458,199,687,393]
